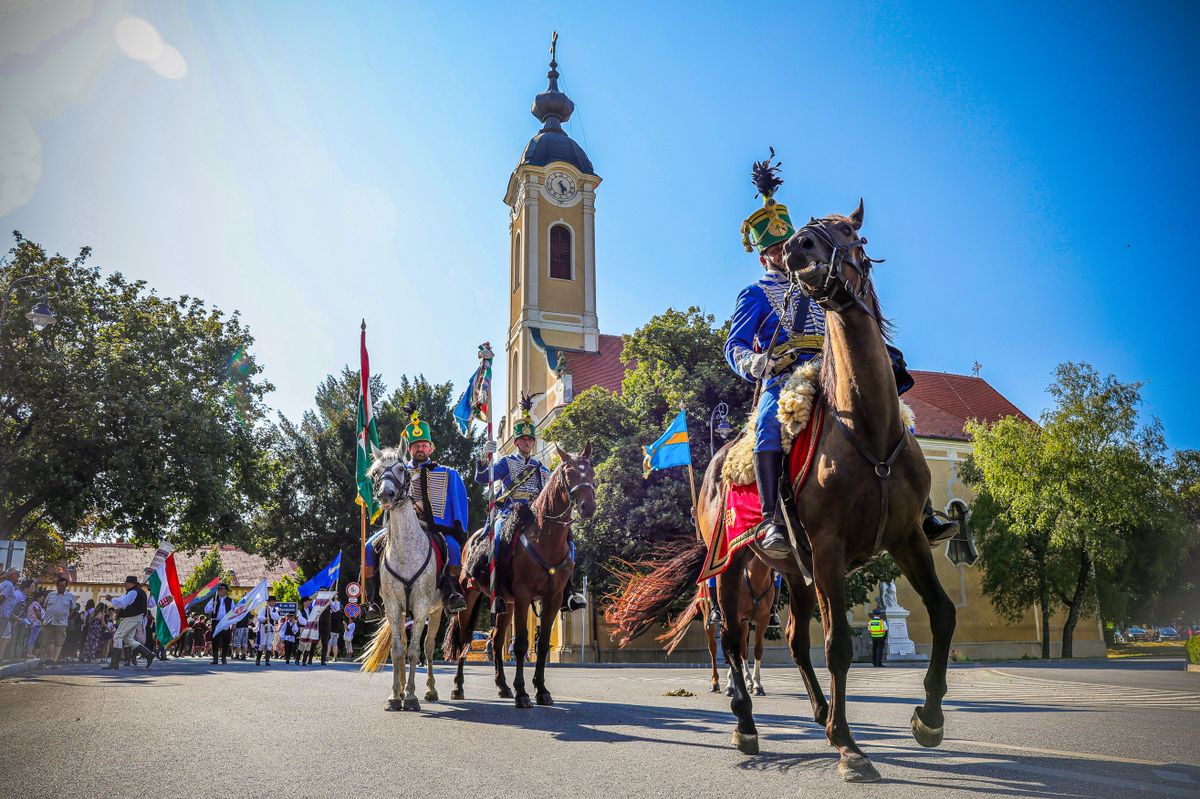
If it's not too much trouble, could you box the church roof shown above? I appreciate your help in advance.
[520,34,595,176]
[906,371,1031,441]
[53,543,298,588]
[571,334,631,394]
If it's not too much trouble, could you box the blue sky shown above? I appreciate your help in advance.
[3,1,1198,449]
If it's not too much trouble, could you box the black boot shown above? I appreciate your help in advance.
[922,498,958,543]
[708,604,722,626]
[441,569,467,613]
[256,651,262,666]
[754,451,790,553]
[560,577,587,612]
[364,570,383,620]
[769,608,782,629]
[101,648,122,670]
[134,644,155,668]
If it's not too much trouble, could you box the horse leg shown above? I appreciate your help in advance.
[452,590,480,700]
[402,603,422,711]
[889,527,956,747]
[784,574,828,726]
[511,598,533,709]
[386,605,407,711]
[812,541,878,782]
[423,609,439,702]
[533,596,556,705]
[493,610,513,699]
[718,570,758,754]
[706,603,720,693]
[752,621,766,696]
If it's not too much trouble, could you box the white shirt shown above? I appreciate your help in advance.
[344,621,355,641]
[204,594,233,621]
[42,590,75,626]
[0,580,15,617]
[258,606,280,625]
[109,588,139,610]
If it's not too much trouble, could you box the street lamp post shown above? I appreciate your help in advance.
[0,273,59,345]
[709,402,733,458]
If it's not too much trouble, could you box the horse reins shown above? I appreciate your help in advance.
[378,461,437,610]
[522,463,593,580]
[793,218,909,553]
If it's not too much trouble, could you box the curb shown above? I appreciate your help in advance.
[0,658,42,679]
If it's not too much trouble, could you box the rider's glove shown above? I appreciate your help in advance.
[481,440,498,459]
[747,353,775,380]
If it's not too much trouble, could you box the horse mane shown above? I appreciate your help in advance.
[530,462,569,535]
[817,214,894,400]
[366,446,404,480]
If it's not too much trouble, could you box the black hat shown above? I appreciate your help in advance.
[218,582,230,590]
[56,575,68,584]
[124,575,138,584]
[267,595,276,601]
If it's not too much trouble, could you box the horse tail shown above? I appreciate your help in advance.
[442,597,484,661]
[359,617,393,673]
[656,585,706,654]
[604,537,707,648]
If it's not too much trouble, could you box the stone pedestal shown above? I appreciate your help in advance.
[882,582,928,663]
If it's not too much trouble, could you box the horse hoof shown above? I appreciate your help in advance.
[754,686,765,696]
[839,754,881,783]
[450,689,465,700]
[515,695,533,709]
[724,686,734,697]
[710,684,721,693]
[386,699,403,712]
[535,693,553,706]
[424,690,439,702]
[402,698,421,712]
[911,707,944,748]
[730,731,759,755]
[498,687,514,699]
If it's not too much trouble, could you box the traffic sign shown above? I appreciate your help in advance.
[344,602,361,619]
[345,582,361,598]
[348,594,360,604]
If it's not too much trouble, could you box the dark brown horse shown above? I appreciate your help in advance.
[444,444,595,708]
[609,202,955,782]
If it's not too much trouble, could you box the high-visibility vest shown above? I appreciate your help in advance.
[868,619,887,638]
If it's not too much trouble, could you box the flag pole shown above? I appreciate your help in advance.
[359,504,367,597]
[683,405,700,534]
[480,343,496,534]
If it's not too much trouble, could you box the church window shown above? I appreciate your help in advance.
[946,501,978,566]
[513,231,522,293]
[549,224,572,280]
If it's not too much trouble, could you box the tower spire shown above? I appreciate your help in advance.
[532,31,574,131]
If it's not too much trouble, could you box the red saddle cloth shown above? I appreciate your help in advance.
[698,401,825,582]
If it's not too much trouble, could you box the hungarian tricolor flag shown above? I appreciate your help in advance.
[357,321,382,523]
[148,552,188,647]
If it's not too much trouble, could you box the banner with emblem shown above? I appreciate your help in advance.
[356,322,382,524]
[148,552,188,647]
[453,343,494,435]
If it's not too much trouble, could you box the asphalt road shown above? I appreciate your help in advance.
[2,655,1198,798]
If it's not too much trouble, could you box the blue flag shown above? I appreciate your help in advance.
[452,365,480,436]
[643,409,692,477]
[298,552,341,599]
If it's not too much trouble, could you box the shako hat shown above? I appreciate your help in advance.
[404,410,434,449]
[740,147,796,253]
[513,394,537,440]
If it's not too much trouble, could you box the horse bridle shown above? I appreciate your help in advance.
[792,216,883,318]
[541,463,595,525]
[376,461,413,511]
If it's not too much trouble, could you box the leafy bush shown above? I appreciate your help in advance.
[1187,635,1200,665]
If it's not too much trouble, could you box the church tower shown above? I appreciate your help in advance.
[502,34,600,448]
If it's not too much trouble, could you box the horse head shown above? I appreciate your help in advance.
[783,199,879,314]
[367,447,412,511]
[553,442,596,520]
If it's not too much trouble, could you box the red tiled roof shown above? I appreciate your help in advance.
[56,543,298,588]
[570,334,633,395]
[907,371,1030,441]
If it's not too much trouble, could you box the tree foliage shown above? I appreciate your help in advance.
[254,369,484,579]
[271,571,305,603]
[965,362,1189,657]
[179,546,233,598]
[1,233,274,565]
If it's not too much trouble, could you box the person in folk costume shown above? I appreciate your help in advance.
[280,612,300,664]
[255,595,280,666]
[297,597,317,666]
[101,576,157,670]
[724,150,956,558]
[363,410,470,613]
[476,395,587,615]
[204,583,235,665]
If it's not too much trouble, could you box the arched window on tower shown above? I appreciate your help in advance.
[549,224,572,280]
[946,501,978,567]
[513,231,522,293]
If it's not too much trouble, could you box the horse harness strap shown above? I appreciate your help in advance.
[383,532,436,610]
[831,413,909,552]
[743,571,773,611]
[518,533,572,578]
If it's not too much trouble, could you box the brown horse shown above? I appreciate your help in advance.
[609,202,955,782]
[444,444,595,708]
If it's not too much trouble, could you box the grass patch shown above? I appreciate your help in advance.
[1107,641,1187,659]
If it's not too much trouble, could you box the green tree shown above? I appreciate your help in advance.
[1,233,274,563]
[545,306,897,604]
[271,571,305,603]
[254,370,484,579]
[966,363,1186,657]
[179,546,234,598]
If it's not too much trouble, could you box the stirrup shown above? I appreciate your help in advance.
[562,592,587,612]
[758,522,791,554]
[769,611,782,629]
[708,608,722,626]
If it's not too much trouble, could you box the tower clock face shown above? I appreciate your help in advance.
[544,171,578,203]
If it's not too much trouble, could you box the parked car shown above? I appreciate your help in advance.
[1125,626,1150,641]
[1157,627,1181,641]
